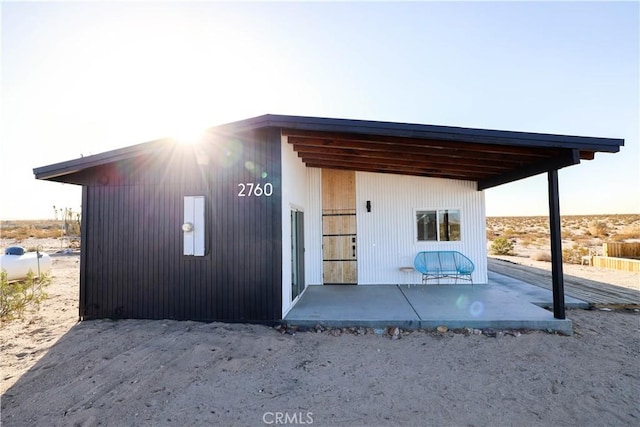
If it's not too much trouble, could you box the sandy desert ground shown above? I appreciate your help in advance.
[1,222,639,426]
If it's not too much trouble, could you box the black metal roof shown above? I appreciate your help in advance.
[34,114,624,190]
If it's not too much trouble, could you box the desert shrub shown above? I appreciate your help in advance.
[0,270,50,321]
[530,251,552,262]
[502,225,528,237]
[611,225,640,242]
[490,237,514,255]
[0,224,62,241]
[587,221,610,238]
[1,217,82,241]
[572,234,595,245]
[562,245,589,264]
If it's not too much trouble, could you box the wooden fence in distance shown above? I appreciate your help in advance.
[592,256,640,273]
[603,242,640,258]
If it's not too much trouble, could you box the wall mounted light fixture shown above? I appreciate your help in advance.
[366,200,372,212]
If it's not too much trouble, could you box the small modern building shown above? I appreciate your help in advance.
[33,115,623,323]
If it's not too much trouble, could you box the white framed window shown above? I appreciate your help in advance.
[416,209,461,242]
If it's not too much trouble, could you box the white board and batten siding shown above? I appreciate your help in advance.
[304,167,323,286]
[356,172,487,285]
[280,136,310,316]
[301,169,487,286]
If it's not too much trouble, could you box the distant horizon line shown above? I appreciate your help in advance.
[1,212,639,222]
[486,213,639,218]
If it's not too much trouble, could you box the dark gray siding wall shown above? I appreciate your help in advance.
[79,128,282,322]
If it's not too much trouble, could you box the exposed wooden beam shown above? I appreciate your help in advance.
[579,151,595,160]
[287,133,555,158]
[292,145,513,170]
[304,161,483,181]
[289,137,548,165]
[295,151,503,175]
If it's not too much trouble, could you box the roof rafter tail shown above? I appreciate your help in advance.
[289,138,553,163]
[296,152,508,174]
[287,133,566,157]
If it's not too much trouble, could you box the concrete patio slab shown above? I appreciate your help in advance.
[285,285,420,328]
[284,280,574,334]
[400,284,572,333]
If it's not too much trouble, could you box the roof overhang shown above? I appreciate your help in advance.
[34,114,624,190]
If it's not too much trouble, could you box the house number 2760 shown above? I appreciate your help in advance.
[237,183,274,197]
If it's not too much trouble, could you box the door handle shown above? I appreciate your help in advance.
[352,245,356,257]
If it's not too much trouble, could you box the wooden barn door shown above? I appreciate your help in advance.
[322,169,357,284]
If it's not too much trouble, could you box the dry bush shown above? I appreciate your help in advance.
[530,251,552,262]
[573,235,599,247]
[0,271,50,321]
[610,225,640,242]
[0,226,62,241]
[490,237,514,255]
[0,220,75,241]
[529,237,542,247]
[562,244,589,264]
[529,232,549,240]
[521,237,532,248]
[587,221,610,238]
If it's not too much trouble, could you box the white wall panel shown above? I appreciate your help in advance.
[305,168,323,286]
[280,136,309,315]
[356,172,487,284]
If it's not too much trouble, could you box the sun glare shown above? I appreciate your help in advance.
[173,124,207,146]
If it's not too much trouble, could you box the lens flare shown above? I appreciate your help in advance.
[469,301,484,317]
[455,294,469,309]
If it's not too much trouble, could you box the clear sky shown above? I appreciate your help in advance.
[1,1,638,220]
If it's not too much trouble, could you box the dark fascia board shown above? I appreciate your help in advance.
[34,137,174,181]
[34,114,624,181]
[220,114,625,153]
